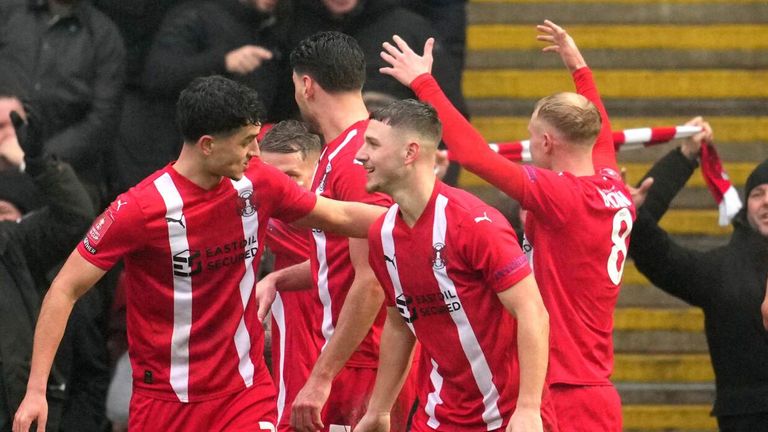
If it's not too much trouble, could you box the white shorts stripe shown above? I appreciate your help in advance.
[230,178,259,388]
[272,293,287,423]
[425,358,444,429]
[380,205,415,334]
[432,194,503,430]
[154,173,192,403]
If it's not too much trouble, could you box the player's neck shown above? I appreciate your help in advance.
[393,172,436,228]
[551,151,595,176]
[314,93,369,143]
[174,146,222,190]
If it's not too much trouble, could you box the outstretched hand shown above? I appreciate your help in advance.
[536,20,587,72]
[761,277,768,332]
[380,35,434,87]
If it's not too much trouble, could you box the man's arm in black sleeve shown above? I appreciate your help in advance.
[639,148,698,222]
[17,159,96,279]
[629,207,714,308]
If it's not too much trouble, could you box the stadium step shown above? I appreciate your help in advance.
[462,0,766,429]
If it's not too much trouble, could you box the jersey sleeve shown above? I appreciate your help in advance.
[411,73,527,203]
[266,164,318,222]
[461,207,532,293]
[331,150,392,207]
[77,192,146,270]
[572,67,617,171]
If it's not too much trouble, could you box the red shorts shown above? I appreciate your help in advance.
[549,384,622,432]
[321,365,417,432]
[129,381,277,432]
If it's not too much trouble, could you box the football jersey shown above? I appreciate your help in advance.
[368,181,532,431]
[77,160,316,402]
[412,68,635,385]
[308,119,393,368]
[265,219,323,430]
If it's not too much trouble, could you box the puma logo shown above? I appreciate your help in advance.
[384,254,396,268]
[116,199,127,211]
[165,214,186,229]
[474,212,492,224]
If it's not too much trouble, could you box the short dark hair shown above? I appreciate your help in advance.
[290,31,365,92]
[176,75,264,143]
[370,99,442,146]
[259,120,321,160]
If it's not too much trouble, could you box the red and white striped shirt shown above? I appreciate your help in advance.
[308,120,392,368]
[77,160,316,402]
[368,181,531,431]
[265,219,323,430]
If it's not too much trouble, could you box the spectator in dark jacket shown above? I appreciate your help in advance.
[629,119,768,431]
[0,101,96,431]
[0,0,125,205]
[275,0,467,118]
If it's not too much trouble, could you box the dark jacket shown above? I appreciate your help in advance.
[142,0,283,109]
[275,0,467,118]
[0,1,125,184]
[0,160,95,430]
[629,148,768,417]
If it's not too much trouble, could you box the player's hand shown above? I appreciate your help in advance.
[380,35,434,87]
[225,45,273,75]
[291,378,332,432]
[255,274,278,322]
[13,389,48,432]
[505,407,543,432]
[536,20,586,73]
[681,116,712,160]
[353,412,390,432]
[761,277,768,332]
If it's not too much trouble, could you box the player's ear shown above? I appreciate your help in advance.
[542,132,554,154]
[198,135,215,156]
[404,141,419,165]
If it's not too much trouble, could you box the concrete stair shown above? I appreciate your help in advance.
[462,0,768,430]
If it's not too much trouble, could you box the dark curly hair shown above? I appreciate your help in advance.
[176,75,264,143]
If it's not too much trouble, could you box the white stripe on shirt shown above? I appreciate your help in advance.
[425,358,444,429]
[432,194,503,430]
[154,173,192,403]
[380,205,415,334]
[230,177,259,387]
[272,293,287,423]
[312,128,360,348]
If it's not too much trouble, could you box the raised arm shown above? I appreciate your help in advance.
[536,20,615,170]
[292,196,387,238]
[380,36,527,202]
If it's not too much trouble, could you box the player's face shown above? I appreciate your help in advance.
[747,184,768,238]
[357,120,403,194]
[208,124,261,180]
[527,112,550,169]
[0,97,24,147]
[261,150,316,190]
[292,72,313,123]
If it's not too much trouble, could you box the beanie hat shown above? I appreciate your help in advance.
[745,158,768,198]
